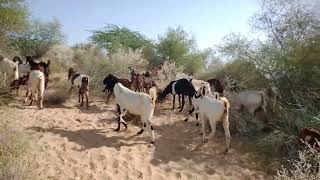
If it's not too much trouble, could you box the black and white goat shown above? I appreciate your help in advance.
[158,78,196,112]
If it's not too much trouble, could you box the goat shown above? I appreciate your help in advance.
[11,56,31,77]
[106,75,155,143]
[129,67,157,93]
[103,74,131,103]
[0,56,19,87]
[194,89,231,153]
[68,67,90,107]
[184,82,218,125]
[25,69,45,109]
[79,76,89,109]
[17,56,31,77]
[129,67,143,92]
[235,90,268,123]
[68,67,88,90]
[28,57,50,88]
[299,128,320,152]
[207,78,226,95]
[158,78,196,112]
[23,58,50,107]
[148,86,161,106]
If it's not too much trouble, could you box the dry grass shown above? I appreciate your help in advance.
[0,110,35,180]
[0,87,14,106]
[275,145,320,180]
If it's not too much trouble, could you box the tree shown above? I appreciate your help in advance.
[0,0,28,52]
[90,24,150,53]
[157,26,196,66]
[9,18,64,57]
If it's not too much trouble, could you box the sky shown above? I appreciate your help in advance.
[26,0,260,49]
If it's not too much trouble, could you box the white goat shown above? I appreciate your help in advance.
[235,90,268,123]
[0,56,19,86]
[25,70,45,109]
[194,89,231,153]
[114,82,155,143]
[184,82,218,125]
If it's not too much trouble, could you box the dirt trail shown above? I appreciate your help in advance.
[5,95,272,180]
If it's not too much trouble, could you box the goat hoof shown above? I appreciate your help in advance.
[122,123,128,129]
[224,148,229,154]
[196,123,200,126]
[150,141,155,144]
[137,129,144,135]
[202,138,208,143]
[114,128,120,132]
[184,118,188,122]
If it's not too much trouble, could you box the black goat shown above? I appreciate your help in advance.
[103,74,132,103]
[158,78,196,112]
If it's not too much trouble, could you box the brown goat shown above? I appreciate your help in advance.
[79,76,89,109]
[299,128,320,151]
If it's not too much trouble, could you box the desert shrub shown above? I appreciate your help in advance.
[275,146,320,180]
[42,44,74,73]
[72,46,148,96]
[0,120,34,180]
[0,87,14,106]
[155,61,188,88]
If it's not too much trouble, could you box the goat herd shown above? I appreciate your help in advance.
[1,55,319,153]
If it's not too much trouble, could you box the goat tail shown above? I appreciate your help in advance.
[220,97,230,113]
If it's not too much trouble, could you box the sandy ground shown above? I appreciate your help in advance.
[4,91,273,180]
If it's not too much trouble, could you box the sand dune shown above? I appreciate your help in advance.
[6,96,272,180]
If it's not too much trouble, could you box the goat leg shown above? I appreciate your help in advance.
[115,119,121,132]
[179,95,185,112]
[85,91,89,109]
[137,122,147,135]
[195,113,199,126]
[137,129,144,135]
[80,93,84,106]
[201,115,208,143]
[172,95,176,110]
[184,107,195,122]
[106,91,112,103]
[188,96,192,106]
[78,90,81,103]
[68,86,73,93]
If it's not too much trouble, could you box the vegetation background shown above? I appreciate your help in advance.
[0,0,319,179]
